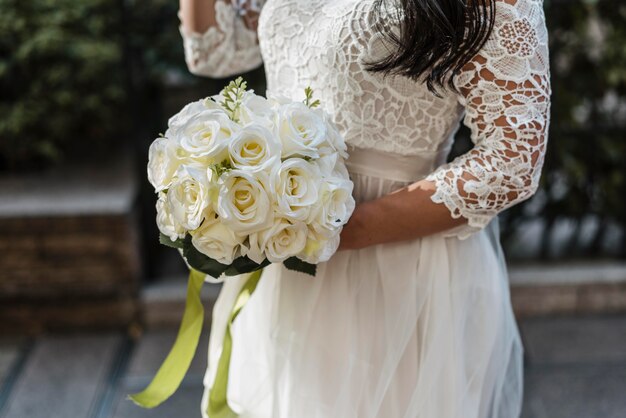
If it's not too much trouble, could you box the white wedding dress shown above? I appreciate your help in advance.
[177,0,551,417]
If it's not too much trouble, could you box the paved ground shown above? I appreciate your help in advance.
[0,315,624,418]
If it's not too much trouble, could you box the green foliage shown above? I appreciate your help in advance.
[124,0,188,81]
[0,0,188,171]
[543,0,626,214]
[283,256,317,276]
[0,0,129,169]
[160,232,317,277]
[219,76,248,122]
[303,86,320,108]
[159,232,184,249]
[209,160,233,178]
[177,233,274,278]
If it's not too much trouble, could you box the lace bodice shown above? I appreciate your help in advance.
[178,0,551,238]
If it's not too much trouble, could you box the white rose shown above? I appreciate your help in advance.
[167,165,212,230]
[175,109,237,162]
[166,99,226,139]
[228,125,281,172]
[298,223,340,264]
[332,157,351,179]
[314,153,350,179]
[309,176,355,230]
[216,169,273,234]
[320,114,349,158]
[277,102,328,158]
[202,96,225,111]
[147,136,179,192]
[167,99,207,132]
[245,218,308,263]
[270,158,320,221]
[266,92,293,109]
[190,216,244,265]
[237,91,278,130]
[156,192,186,241]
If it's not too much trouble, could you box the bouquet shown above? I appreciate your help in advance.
[147,77,355,279]
[130,78,355,413]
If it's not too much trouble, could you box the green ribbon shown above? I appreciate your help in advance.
[128,267,263,417]
[128,268,206,408]
[207,268,263,418]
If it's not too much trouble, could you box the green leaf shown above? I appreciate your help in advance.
[159,232,185,249]
[219,77,247,122]
[209,159,233,178]
[223,256,271,276]
[283,257,317,276]
[303,86,321,108]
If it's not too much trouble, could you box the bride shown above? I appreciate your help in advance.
[177,0,550,417]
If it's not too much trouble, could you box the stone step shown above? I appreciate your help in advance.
[0,318,624,418]
[510,262,626,317]
[0,334,122,418]
[141,262,626,328]
[140,276,221,328]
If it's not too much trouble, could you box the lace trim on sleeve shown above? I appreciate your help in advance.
[426,0,551,239]
[178,1,263,78]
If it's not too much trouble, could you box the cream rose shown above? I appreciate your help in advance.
[277,102,328,158]
[167,166,212,230]
[319,113,349,158]
[228,125,281,171]
[313,153,350,179]
[298,223,340,264]
[309,176,355,230]
[266,93,293,109]
[156,192,186,241]
[216,170,273,234]
[147,136,179,192]
[167,99,207,132]
[174,109,237,162]
[190,216,244,265]
[245,218,308,264]
[237,91,278,130]
[270,158,320,221]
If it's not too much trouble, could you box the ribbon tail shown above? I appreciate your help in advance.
[207,268,264,418]
[128,268,206,408]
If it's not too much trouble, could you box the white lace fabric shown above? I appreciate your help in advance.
[177,0,551,239]
[178,1,263,78]
[426,0,551,237]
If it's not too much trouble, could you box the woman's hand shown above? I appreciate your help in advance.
[337,180,468,251]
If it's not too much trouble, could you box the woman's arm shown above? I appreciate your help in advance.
[178,0,264,78]
[339,180,466,249]
[340,0,551,249]
[179,0,219,33]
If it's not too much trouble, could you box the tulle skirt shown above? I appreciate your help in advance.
[201,148,523,418]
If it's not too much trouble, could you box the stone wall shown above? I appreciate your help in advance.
[0,152,142,333]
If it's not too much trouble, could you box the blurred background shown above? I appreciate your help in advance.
[0,0,625,417]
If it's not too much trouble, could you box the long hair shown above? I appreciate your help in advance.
[366,0,496,95]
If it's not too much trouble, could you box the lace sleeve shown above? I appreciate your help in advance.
[178,0,263,78]
[425,0,551,239]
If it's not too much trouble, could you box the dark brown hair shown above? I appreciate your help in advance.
[366,0,496,94]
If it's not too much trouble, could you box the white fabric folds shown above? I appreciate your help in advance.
[201,150,524,418]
